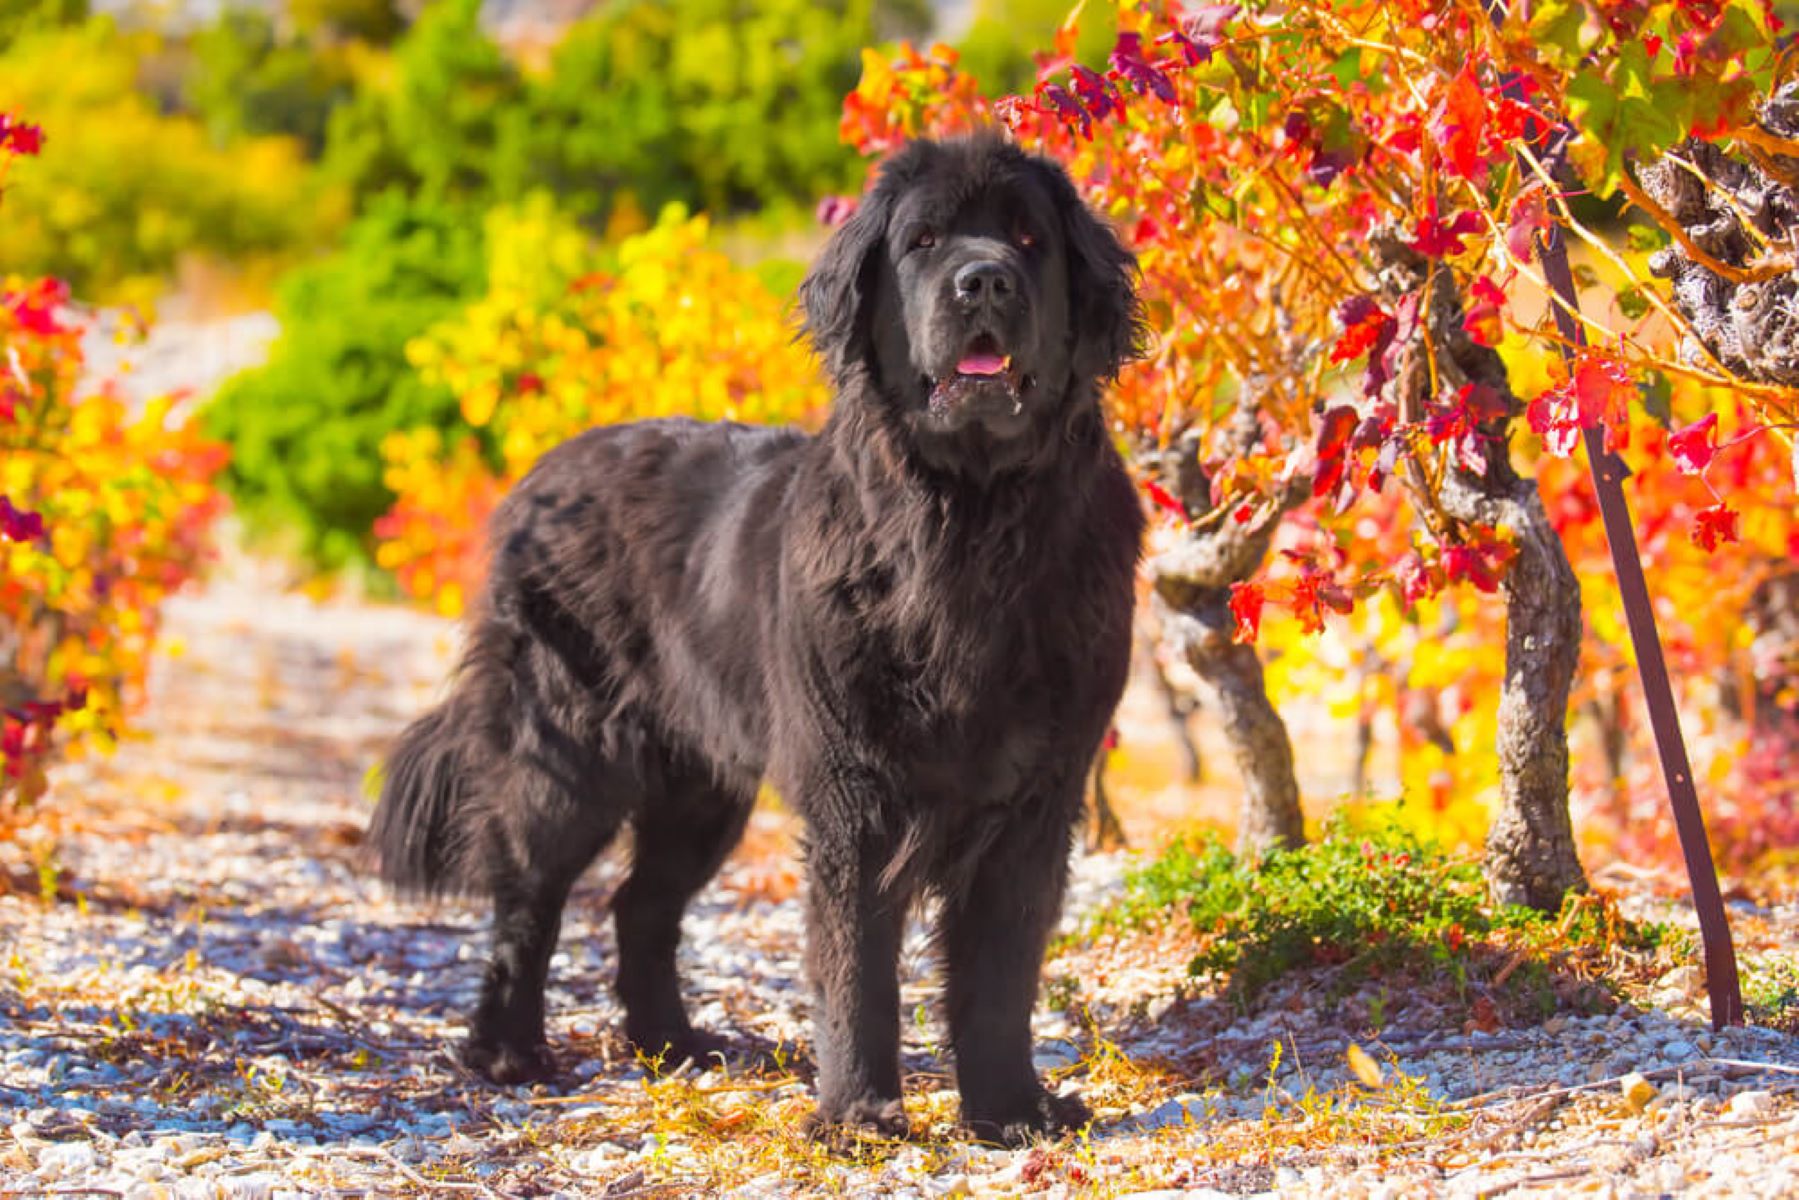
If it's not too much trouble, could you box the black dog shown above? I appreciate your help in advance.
[369,134,1145,1143]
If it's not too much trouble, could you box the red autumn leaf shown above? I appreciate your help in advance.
[1332,308,1393,364]
[0,495,45,543]
[1361,294,1415,401]
[1036,83,1093,137]
[1436,66,1489,181]
[1410,199,1484,257]
[815,195,857,227]
[1489,94,1544,143]
[1336,294,1382,327]
[1396,551,1438,605]
[1316,404,1359,457]
[1108,33,1178,103]
[1691,503,1739,552]
[1179,2,1241,45]
[1142,478,1187,519]
[0,113,44,156]
[1462,274,1506,346]
[1506,186,1550,264]
[1312,404,1360,498]
[1289,566,1352,633]
[3,278,71,337]
[1527,350,1634,457]
[1442,542,1511,593]
[1229,580,1264,643]
[1069,64,1119,122]
[1667,412,1718,475]
[1526,391,1581,457]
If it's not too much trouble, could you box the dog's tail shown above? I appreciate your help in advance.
[369,696,489,896]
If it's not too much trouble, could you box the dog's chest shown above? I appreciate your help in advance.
[848,573,1105,750]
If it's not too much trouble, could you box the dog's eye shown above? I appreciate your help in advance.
[1016,228,1038,249]
[911,230,936,251]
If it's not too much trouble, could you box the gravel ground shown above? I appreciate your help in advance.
[3,569,1798,1198]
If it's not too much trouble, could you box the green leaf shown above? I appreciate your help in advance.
[1528,0,1601,69]
[1564,68,1618,144]
[1625,222,1668,254]
[1638,370,1672,428]
[1708,0,1771,58]
[1616,285,1651,320]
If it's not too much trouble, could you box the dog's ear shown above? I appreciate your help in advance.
[800,186,893,384]
[1043,163,1146,382]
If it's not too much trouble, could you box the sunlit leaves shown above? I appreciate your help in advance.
[1312,405,1360,500]
[1331,299,1393,364]
[0,495,44,542]
[838,2,1795,822]
[1,252,228,805]
[0,113,43,156]
[1409,201,1484,258]
[1527,349,1635,456]
[1667,412,1718,475]
[376,207,829,615]
[1229,580,1264,643]
[1462,276,1506,347]
[1434,67,1489,182]
[1690,502,1740,550]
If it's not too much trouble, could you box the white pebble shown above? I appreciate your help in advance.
[36,1140,99,1177]
[1728,1089,1775,1119]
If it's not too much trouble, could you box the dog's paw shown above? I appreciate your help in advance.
[803,1096,912,1146]
[460,1038,558,1086]
[964,1088,1091,1147]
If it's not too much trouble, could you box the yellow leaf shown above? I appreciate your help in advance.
[1347,1042,1384,1089]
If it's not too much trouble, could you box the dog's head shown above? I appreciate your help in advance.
[802,135,1143,473]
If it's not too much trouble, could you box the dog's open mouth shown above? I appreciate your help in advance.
[927,334,1034,416]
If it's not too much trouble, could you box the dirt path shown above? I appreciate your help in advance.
[3,569,1798,1197]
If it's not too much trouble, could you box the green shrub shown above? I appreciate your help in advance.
[203,194,488,571]
[1104,820,1495,998]
[0,0,86,47]
[1099,814,1681,1013]
[321,0,928,223]
[186,9,360,156]
[539,0,932,217]
[320,0,532,208]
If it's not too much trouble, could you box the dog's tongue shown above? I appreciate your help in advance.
[956,352,1007,377]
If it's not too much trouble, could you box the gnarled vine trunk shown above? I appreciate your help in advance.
[1639,85,1799,389]
[1372,232,1591,910]
[1144,429,1307,856]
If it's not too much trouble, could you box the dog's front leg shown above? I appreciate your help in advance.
[939,787,1091,1145]
[801,801,910,1140]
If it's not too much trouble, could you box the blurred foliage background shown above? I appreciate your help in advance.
[0,0,961,566]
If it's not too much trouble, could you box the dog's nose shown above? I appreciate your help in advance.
[955,260,1014,304]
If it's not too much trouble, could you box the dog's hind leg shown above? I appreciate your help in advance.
[613,755,753,1063]
[463,761,622,1085]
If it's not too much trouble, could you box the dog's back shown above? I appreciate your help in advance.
[369,418,804,898]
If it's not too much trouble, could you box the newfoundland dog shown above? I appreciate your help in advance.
[368,134,1145,1143]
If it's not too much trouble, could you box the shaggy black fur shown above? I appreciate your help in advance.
[368,134,1145,1144]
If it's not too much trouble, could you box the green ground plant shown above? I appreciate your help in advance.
[1099,814,1680,1011]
